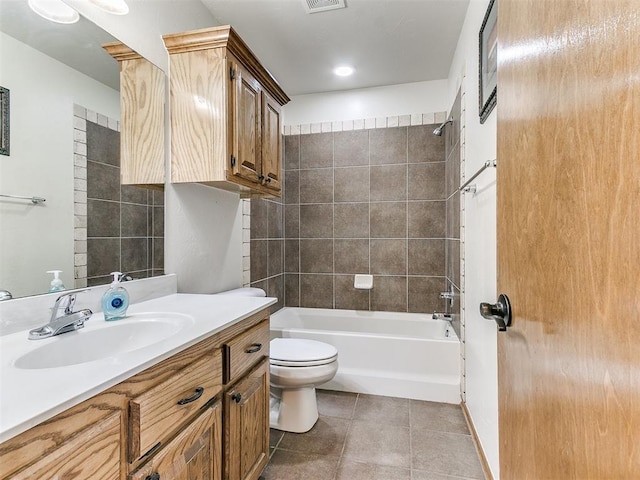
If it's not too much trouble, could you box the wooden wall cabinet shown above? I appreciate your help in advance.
[163,26,289,197]
[0,308,271,480]
[103,42,165,189]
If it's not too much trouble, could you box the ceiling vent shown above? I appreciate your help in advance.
[302,0,346,14]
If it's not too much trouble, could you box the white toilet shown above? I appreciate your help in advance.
[214,287,338,433]
[269,338,338,433]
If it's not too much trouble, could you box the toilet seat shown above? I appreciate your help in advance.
[270,338,338,367]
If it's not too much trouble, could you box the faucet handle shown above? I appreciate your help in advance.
[51,289,88,318]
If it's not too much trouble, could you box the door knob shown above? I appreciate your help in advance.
[480,293,512,331]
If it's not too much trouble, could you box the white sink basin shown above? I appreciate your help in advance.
[13,312,194,369]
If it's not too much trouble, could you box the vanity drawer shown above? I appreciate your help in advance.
[224,319,270,384]
[128,350,222,462]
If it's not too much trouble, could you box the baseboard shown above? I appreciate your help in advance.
[461,401,494,480]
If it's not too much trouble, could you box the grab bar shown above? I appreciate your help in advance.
[459,159,497,194]
[0,193,46,204]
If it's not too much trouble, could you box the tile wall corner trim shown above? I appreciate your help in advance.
[72,105,119,288]
[283,111,448,135]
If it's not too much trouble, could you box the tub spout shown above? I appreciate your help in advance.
[432,312,452,321]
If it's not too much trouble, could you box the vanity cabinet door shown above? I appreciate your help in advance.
[224,358,270,480]
[129,401,222,480]
[9,411,120,480]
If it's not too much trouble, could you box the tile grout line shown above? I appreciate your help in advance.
[332,391,360,479]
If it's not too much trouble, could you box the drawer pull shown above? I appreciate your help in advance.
[232,393,242,403]
[177,387,204,405]
[245,343,263,354]
[145,474,160,480]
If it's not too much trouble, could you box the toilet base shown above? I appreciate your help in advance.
[269,386,319,433]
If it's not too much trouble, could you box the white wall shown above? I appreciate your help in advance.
[448,0,499,477]
[284,80,449,125]
[64,3,244,294]
[0,32,119,298]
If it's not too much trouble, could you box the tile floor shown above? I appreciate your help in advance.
[263,390,485,480]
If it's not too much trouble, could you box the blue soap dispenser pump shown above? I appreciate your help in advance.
[101,271,130,321]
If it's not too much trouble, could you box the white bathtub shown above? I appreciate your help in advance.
[270,307,461,404]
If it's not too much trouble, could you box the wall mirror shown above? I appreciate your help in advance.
[0,1,164,299]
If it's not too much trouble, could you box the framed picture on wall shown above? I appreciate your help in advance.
[479,0,497,124]
[0,86,9,156]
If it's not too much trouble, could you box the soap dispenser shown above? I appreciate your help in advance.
[101,272,130,321]
[47,270,66,293]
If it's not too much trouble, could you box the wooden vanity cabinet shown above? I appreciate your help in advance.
[103,42,165,188]
[8,411,121,480]
[0,308,271,480]
[129,401,222,480]
[222,320,271,480]
[224,359,270,480]
[163,26,289,197]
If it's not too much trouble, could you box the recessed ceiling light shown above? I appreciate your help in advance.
[88,0,130,15]
[334,65,354,77]
[28,0,79,24]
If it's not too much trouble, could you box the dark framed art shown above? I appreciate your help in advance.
[0,86,9,156]
[479,0,497,124]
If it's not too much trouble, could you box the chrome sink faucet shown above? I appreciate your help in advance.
[28,290,93,340]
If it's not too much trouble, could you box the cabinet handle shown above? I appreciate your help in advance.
[232,393,242,403]
[177,387,204,405]
[145,474,160,480]
[258,175,264,181]
[245,343,262,354]
[265,177,272,184]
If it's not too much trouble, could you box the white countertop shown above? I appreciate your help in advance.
[0,293,276,443]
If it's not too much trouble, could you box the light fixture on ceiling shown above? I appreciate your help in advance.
[87,0,129,15]
[333,65,354,77]
[28,0,80,24]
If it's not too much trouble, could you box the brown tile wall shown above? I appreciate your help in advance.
[85,121,164,286]
[445,91,462,335]
[250,192,285,314]
[278,124,450,313]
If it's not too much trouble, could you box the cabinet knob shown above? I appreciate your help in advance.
[232,393,242,403]
[145,473,160,480]
[258,175,265,181]
[265,177,272,184]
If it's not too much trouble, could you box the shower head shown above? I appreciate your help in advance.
[433,119,453,136]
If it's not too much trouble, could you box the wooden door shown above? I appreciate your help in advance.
[497,1,640,478]
[224,359,269,480]
[230,61,262,184]
[129,401,222,480]
[260,91,282,192]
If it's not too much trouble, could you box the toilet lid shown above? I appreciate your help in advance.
[270,338,338,367]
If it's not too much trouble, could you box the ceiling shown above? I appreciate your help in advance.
[200,0,470,96]
[0,0,469,97]
[0,0,119,90]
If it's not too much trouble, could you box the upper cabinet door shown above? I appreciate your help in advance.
[231,61,262,185]
[260,92,282,193]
